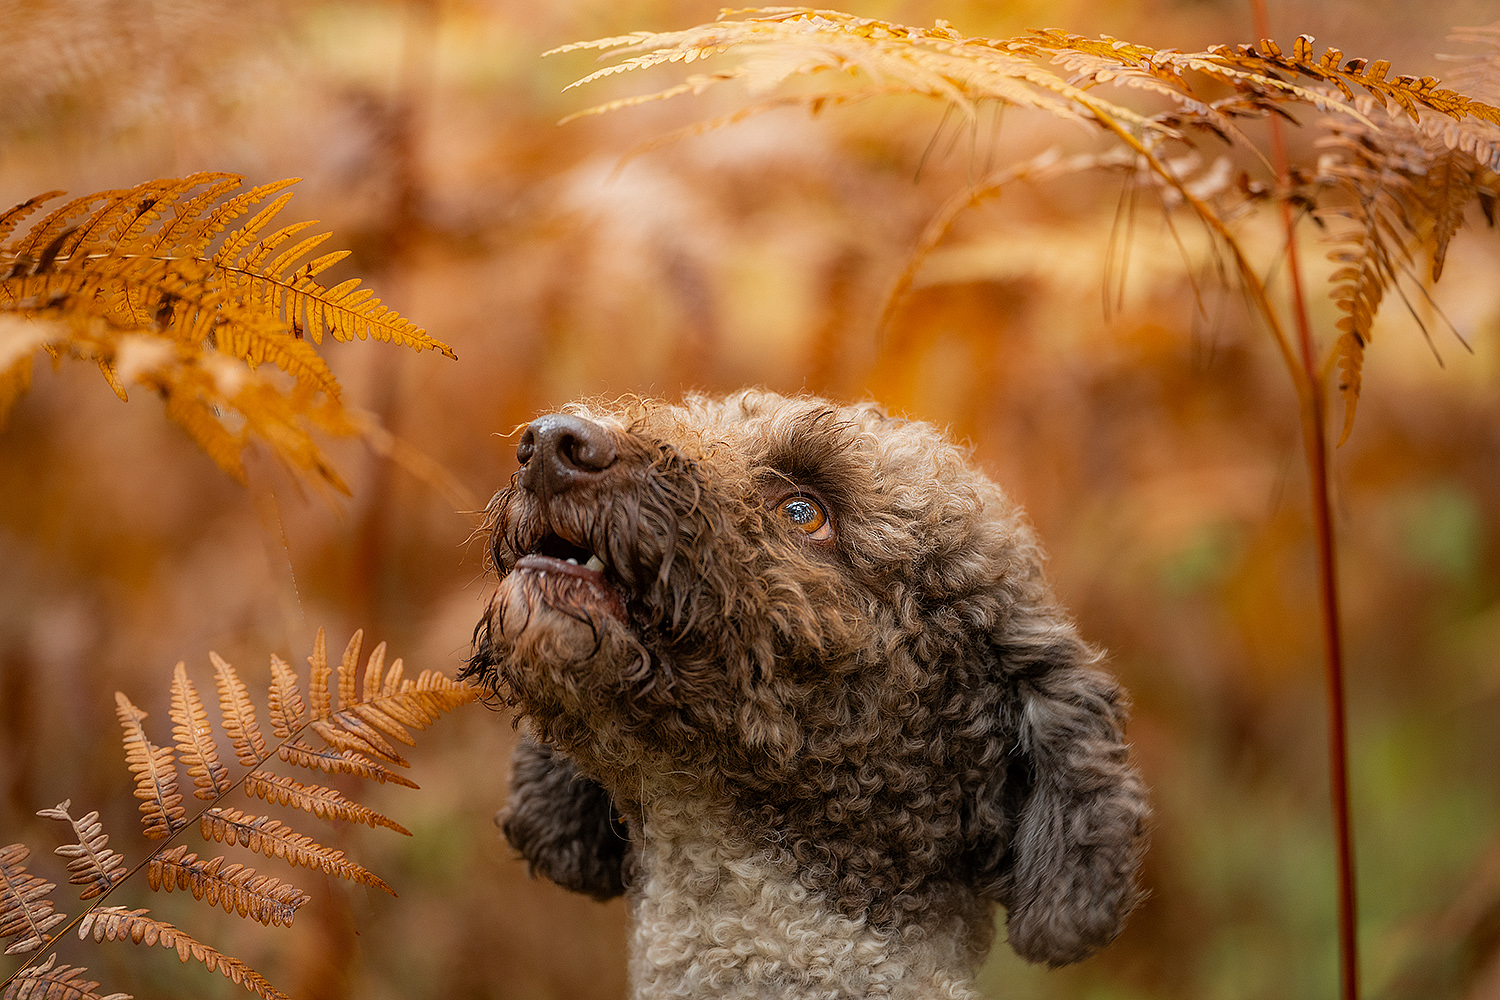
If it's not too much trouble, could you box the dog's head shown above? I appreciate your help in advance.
[466,390,1147,965]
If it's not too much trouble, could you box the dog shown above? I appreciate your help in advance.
[465,390,1148,1000]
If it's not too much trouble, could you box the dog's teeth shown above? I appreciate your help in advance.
[565,558,579,566]
[584,555,605,573]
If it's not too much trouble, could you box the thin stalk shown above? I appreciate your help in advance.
[1251,5,1359,999]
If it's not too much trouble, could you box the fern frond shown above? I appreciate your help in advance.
[0,953,129,1000]
[34,803,126,901]
[243,772,411,836]
[0,844,67,955]
[0,173,456,491]
[78,907,287,1000]
[555,9,1500,448]
[113,694,186,840]
[210,653,268,768]
[169,663,232,801]
[1313,97,1497,441]
[198,808,393,895]
[146,846,307,927]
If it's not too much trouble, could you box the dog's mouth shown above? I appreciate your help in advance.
[510,529,626,622]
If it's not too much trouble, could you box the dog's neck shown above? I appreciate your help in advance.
[625,793,992,1000]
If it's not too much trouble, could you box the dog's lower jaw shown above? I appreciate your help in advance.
[627,801,994,1000]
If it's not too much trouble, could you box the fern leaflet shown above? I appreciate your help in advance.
[0,845,66,955]
[34,804,126,902]
[78,908,287,1000]
[199,809,393,895]
[0,953,129,1000]
[146,846,307,927]
[169,664,233,802]
[113,695,186,841]
[243,772,411,836]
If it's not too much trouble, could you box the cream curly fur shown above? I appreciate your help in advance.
[467,390,1149,999]
[630,796,992,1000]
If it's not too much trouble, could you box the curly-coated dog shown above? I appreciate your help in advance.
[465,391,1148,1000]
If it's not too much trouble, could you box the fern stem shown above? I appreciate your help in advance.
[1251,4,1359,998]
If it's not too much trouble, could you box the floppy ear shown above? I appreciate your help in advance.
[497,736,636,901]
[973,621,1149,966]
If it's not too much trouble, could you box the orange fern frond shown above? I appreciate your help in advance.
[78,907,288,1000]
[146,846,308,928]
[0,844,67,955]
[210,653,268,768]
[1313,98,1496,441]
[0,954,129,1000]
[0,173,456,491]
[553,8,1500,448]
[34,802,126,901]
[199,808,393,895]
[243,772,411,836]
[169,663,232,801]
[113,694,186,841]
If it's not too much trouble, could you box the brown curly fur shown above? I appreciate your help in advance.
[465,390,1148,998]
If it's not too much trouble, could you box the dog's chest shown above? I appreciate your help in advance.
[626,804,984,1000]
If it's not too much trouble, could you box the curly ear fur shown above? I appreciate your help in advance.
[497,737,635,901]
[978,623,1149,966]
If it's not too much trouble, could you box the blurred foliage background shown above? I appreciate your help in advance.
[1,1,1498,999]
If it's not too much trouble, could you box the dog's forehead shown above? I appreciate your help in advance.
[564,391,1000,517]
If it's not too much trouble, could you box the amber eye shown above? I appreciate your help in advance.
[776,494,833,541]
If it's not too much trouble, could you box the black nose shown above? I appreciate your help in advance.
[517,413,617,497]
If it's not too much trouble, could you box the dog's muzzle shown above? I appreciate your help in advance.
[499,413,627,623]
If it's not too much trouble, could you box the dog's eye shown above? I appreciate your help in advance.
[776,494,832,541]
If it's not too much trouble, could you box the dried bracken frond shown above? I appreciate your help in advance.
[0,953,130,1000]
[0,844,66,955]
[34,803,126,901]
[169,663,232,801]
[551,10,1143,130]
[78,907,286,1000]
[210,653,268,768]
[146,845,308,927]
[553,9,1500,136]
[0,173,456,489]
[199,808,393,895]
[554,8,1500,446]
[113,694,185,840]
[243,771,411,836]
[1313,96,1498,441]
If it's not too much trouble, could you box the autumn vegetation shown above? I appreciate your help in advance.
[1,2,1498,1000]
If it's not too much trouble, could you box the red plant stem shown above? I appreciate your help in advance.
[1250,4,1359,999]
